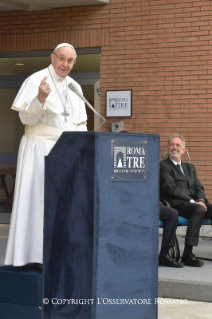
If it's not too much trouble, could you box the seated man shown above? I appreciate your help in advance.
[159,204,184,268]
[160,134,212,267]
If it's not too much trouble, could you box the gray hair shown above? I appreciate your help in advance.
[168,134,186,148]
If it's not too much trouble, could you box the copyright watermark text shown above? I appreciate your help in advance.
[43,298,188,306]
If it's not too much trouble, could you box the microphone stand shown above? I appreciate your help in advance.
[68,83,106,131]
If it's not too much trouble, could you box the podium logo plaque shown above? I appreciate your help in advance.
[111,139,147,181]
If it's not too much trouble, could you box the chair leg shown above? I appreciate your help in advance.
[169,247,175,259]
[174,234,180,261]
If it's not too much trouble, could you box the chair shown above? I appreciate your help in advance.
[178,216,211,227]
[159,209,212,262]
[177,216,211,261]
[0,152,17,212]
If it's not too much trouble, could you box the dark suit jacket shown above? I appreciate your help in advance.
[160,157,207,207]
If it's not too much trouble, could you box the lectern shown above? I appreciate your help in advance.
[43,132,160,319]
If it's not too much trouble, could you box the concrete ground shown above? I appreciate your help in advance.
[158,235,212,301]
[158,298,212,319]
[0,215,212,319]
[158,234,212,318]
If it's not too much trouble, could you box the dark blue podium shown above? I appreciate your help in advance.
[43,132,160,319]
[0,265,42,319]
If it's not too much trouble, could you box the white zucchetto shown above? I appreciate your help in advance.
[53,43,76,52]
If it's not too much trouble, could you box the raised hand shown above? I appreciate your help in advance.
[38,77,51,104]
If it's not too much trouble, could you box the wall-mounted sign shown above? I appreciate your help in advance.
[111,139,147,181]
[106,90,132,117]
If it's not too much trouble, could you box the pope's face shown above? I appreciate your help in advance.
[50,47,76,78]
[168,137,185,163]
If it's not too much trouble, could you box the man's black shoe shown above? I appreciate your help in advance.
[181,253,204,267]
[159,254,184,268]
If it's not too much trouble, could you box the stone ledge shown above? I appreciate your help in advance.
[159,278,212,303]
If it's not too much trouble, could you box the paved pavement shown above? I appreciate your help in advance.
[158,235,212,302]
[158,298,212,319]
[158,234,212,318]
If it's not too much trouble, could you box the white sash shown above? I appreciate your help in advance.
[25,123,63,145]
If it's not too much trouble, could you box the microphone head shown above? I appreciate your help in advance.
[161,153,168,159]
[68,82,77,91]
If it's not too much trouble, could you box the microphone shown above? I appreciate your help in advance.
[68,82,106,131]
[161,153,168,159]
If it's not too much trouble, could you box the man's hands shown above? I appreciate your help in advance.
[195,201,207,211]
[38,77,51,104]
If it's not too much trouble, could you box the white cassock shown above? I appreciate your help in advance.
[4,64,87,266]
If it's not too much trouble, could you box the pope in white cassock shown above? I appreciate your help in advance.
[4,43,87,266]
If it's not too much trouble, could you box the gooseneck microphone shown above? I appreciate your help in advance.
[68,82,106,131]
[161,153,169,159]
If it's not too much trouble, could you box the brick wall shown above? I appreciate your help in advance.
[1,0,212,199]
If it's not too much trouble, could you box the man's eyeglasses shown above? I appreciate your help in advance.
[53,52,75,65]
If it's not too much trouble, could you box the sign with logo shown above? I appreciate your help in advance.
[106,90,132,117]
[111,139,147,181]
